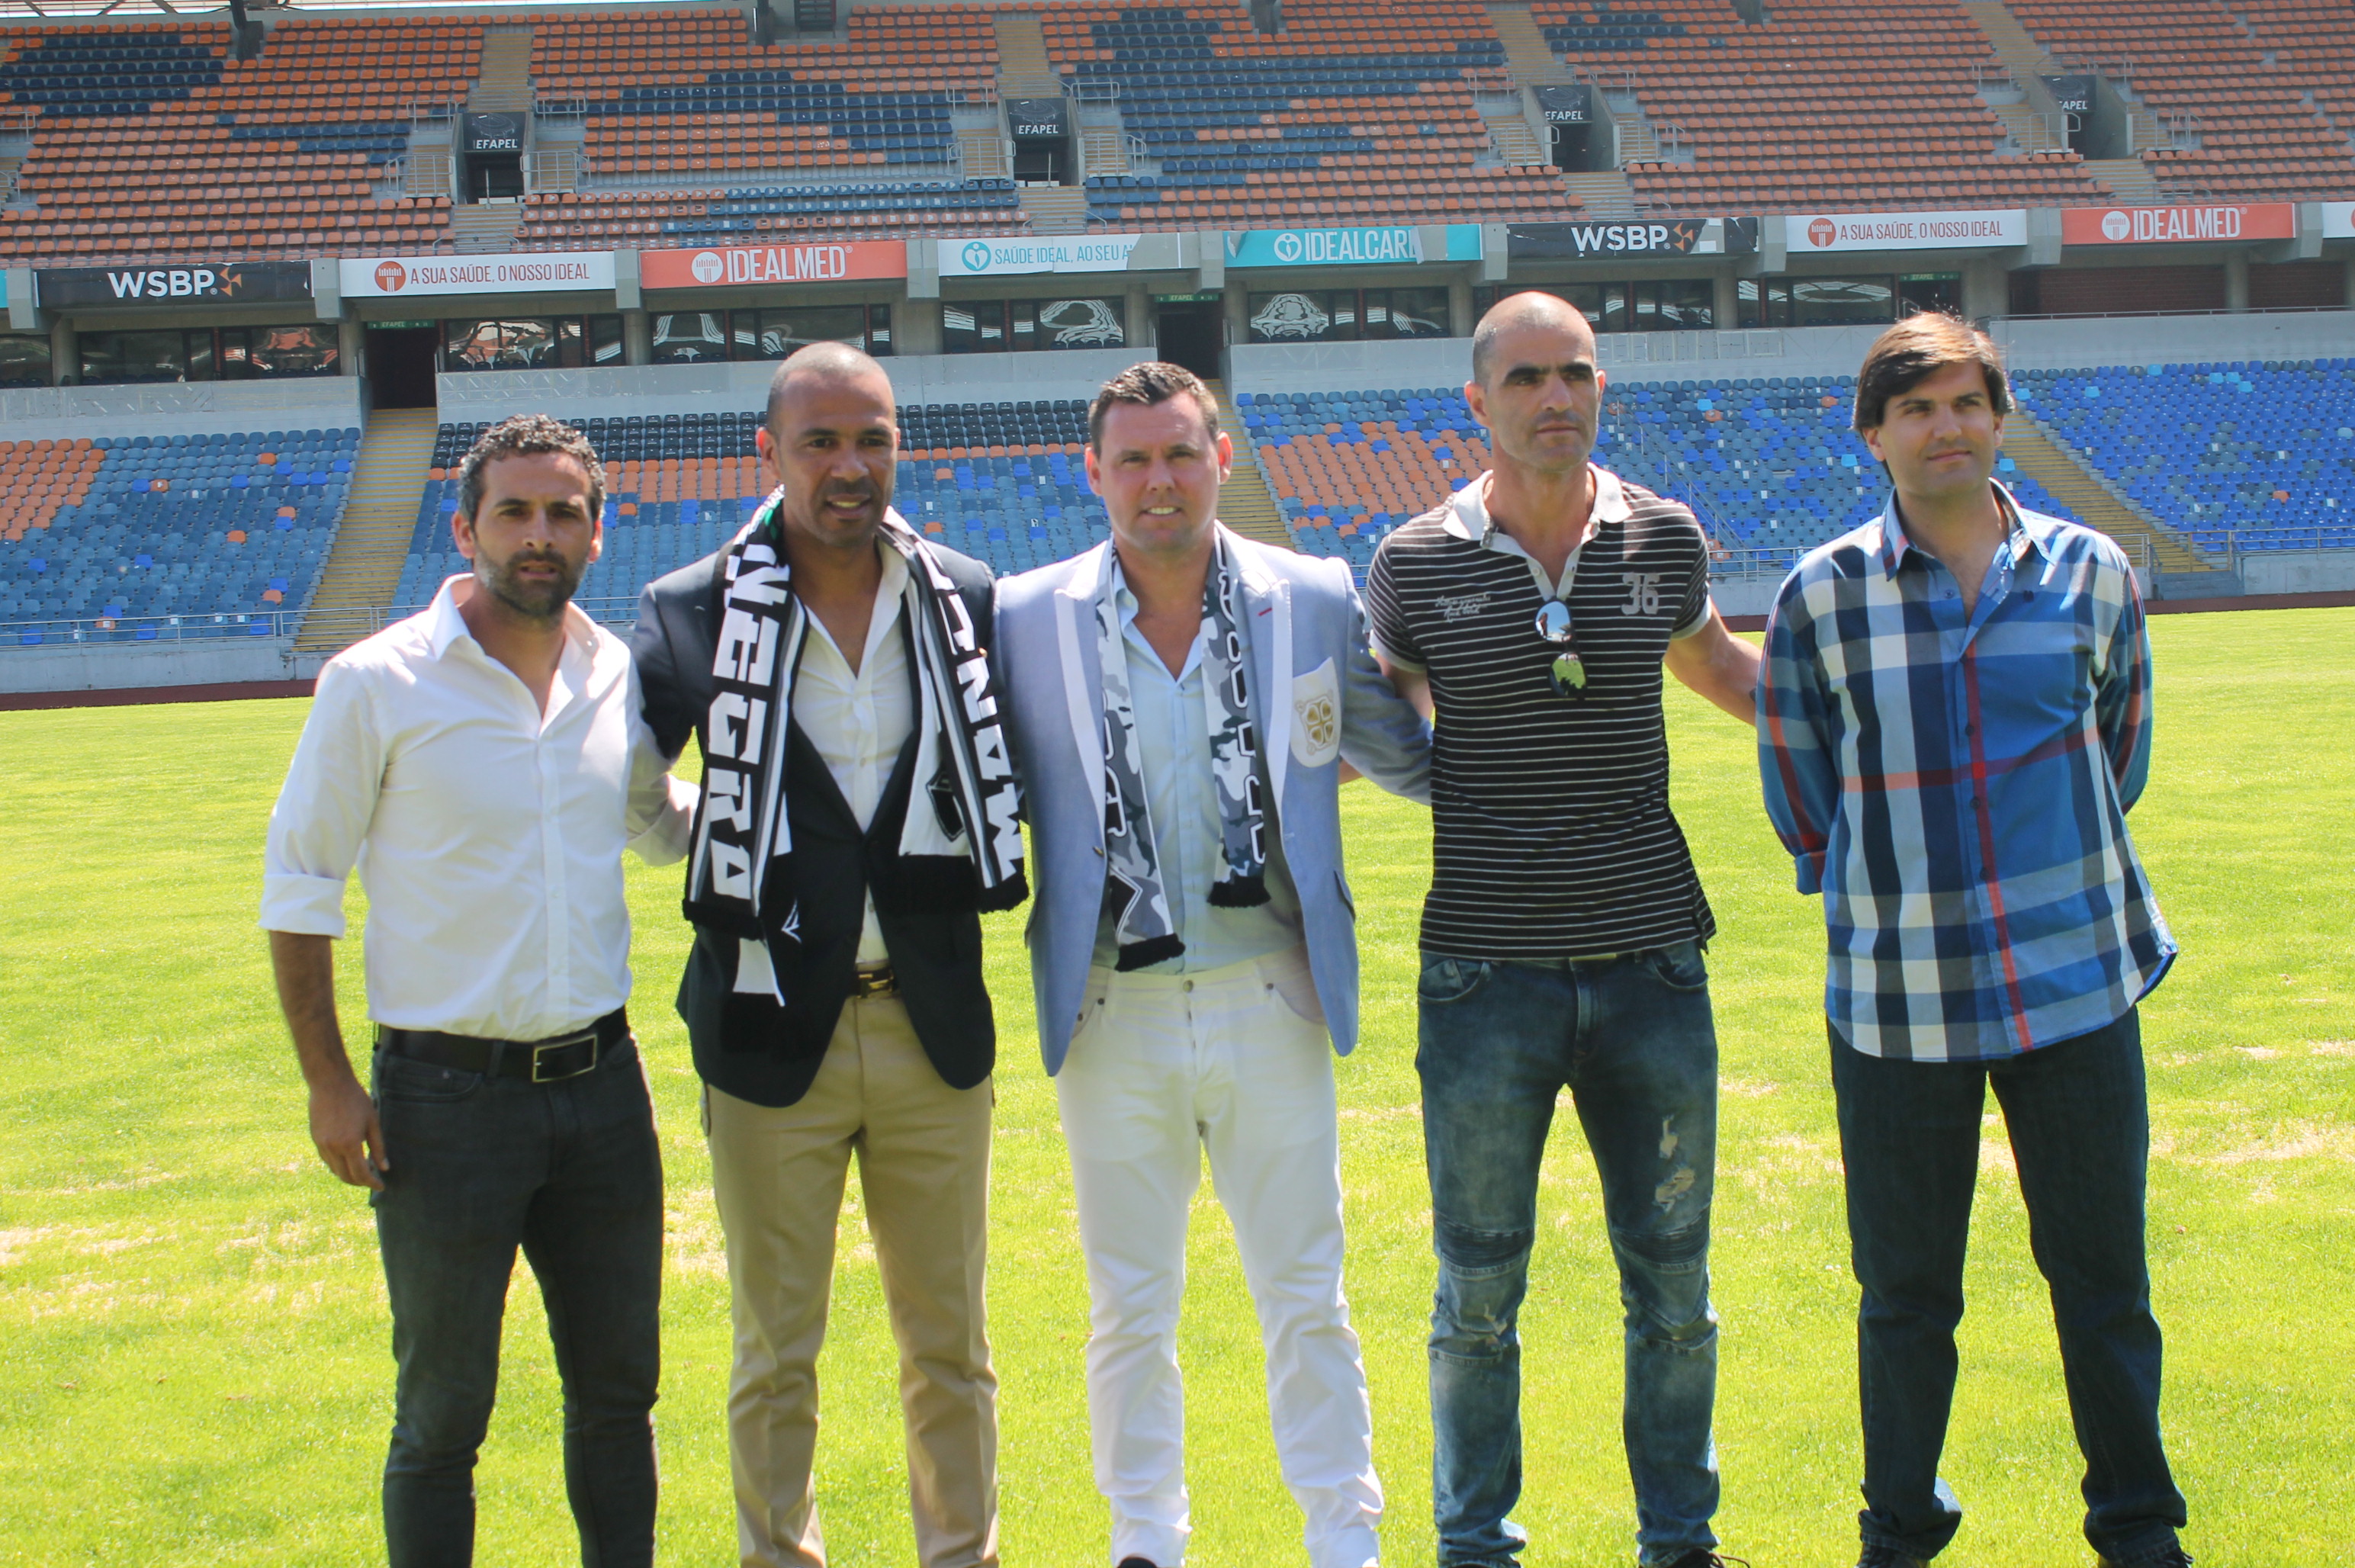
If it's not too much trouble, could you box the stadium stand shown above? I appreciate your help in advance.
[1523,0,2111,212]
[398,400,1112,606]
[0,428,357,639]
[1052,0,1579,227]
[522,178,1023,246]
[0,17,470,262]
[2004,0,2355,201]
[2013,360,2355,554]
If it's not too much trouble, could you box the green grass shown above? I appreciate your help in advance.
[2,606,2349,1566]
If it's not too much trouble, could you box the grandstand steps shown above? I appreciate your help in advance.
[2084,156,2165,204]
[1561,169,1638,218]
[526,145,580,196]
[992,14,1063,101]
[1018,185,1091,234]
[957,127,1008,180]
[1484,111,1549,169]
[298,410,441,654]
[1486,6,1576,85]
[450,201,525,253]
[468,27,536,114]
[404,140,455,204]
[1081,127,1131,178]
[2001,418,2213,574]
[1605,93,1664,165]
[1960,1,2084,158]
[1206,380,1294,553]
[1988,100,2064,156]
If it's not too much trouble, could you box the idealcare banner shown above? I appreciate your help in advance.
[37,260,313,308]
[641,240,907,288]
[1225,223,1483,267]
[2060,204,2297,246]
[339,252,616,299]
[1786,210,2027,252]
[937,234,1142,276]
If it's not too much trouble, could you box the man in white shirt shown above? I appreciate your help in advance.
[262,414,694,1568]
[632,344,1025,1568]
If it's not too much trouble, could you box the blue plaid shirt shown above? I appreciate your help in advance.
[1757,485,2176,1062]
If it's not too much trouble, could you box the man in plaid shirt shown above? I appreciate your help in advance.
[1757,315,2189,1568]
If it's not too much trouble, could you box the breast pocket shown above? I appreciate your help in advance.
[1289,657,1341,770]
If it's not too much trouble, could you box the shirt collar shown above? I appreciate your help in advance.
[1878,480,2050,578]
[427,573,600,660]
[1443,464,1630,548]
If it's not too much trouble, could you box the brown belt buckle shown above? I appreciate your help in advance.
[853,966,897,999]
[529,1029,600,1083]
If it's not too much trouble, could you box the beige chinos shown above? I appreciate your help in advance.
[705,991,998,1568]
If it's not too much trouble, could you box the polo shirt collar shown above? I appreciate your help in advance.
[1443,464,1630,548]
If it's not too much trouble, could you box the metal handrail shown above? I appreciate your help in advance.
[1065,77,1121,104]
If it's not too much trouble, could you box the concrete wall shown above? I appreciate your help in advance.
[0,635,307,696]
[1225,310,2355,398]
[434,348,1145,420]
[0,377,367,442]
[2238,548,2355,595]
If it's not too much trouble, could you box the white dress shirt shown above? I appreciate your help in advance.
[791,545,914,965]
[261,576,696,1040]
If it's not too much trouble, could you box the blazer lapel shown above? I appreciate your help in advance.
[1052,544,1110,847]
[1233,527,1293,809]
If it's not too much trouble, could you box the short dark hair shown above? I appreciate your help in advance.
[456,413,605,522]
[1470,289,1592,385]
[1852,313,2011,431]
[1088,361,1222,451]
[764,340,893,432]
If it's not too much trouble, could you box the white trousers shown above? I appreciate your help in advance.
[1055,945,1382,1568]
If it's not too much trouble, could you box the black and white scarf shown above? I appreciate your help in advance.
[1094,529,1268,972]
[684,493,1026,1033]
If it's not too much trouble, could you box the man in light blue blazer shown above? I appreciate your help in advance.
[994,362,1431,1568]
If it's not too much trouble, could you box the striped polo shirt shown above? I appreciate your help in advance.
[1365,466,1717,960]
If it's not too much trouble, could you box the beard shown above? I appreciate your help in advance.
[480,546,583,621]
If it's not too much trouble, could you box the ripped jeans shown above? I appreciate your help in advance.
[1417,945,1720,1567]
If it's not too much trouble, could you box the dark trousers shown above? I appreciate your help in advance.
[370,1036,664,1568]
[1830,1007,2186,1565]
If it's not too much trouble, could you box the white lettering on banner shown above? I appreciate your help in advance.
[2111,207,2241,243]
[109,267,220,298]
[1789,209,2026,252]
[941,235,1142,274]
[1273,227,1421,265]
[1568,223,1678,255]
[339,251,614,297]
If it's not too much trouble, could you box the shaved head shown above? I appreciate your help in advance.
[765,340,893,429]
[1470,291,1596,386]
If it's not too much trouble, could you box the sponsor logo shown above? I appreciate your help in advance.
[963,239,994,272]
[107,268,222,297]
[374,260,408,293]
[1435,591,1492,622]
[1808,217,1838,248]
[1792,210,2026,251]
[1274,231,1305,263]
[691,250,724,283]
[2103,209,2132,241]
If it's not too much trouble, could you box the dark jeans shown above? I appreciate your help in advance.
[370,1036,664,1568]
[1418,944,1720,1568]
[1830,1007,2186,1565]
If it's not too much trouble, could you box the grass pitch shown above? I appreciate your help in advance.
[1,607,2349,1566]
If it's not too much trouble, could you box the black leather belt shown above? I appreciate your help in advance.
[852,965,897,998]
[377,1007,631,1084]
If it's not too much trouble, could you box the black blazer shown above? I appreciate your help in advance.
[632,541,1000,1109]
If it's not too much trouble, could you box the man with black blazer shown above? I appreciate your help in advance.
[633,343,1026,1568]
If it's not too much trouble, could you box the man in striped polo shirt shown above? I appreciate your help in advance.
[1365,292,1762,1568]
[1759,316,2187,1568]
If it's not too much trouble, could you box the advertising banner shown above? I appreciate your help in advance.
[2324,202,2355,240]
[2060,204,2297,245]
[1508,217,1758,259]
[2041,74,2094,114]
[1225,224,1482,267]
[339,252,616,299]
[464,112,525,154]
[1532,84,1592,124]
[938,234,1142,276]
[641,240,908,289]
[36,260,313,308]
[1786,209,2028,252]
[1007,98,1069,139]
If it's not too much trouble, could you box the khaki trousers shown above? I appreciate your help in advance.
[705,994,998,1568]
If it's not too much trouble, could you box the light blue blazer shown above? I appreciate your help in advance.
[993,526,1433,1073]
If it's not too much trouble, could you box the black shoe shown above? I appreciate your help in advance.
[1664,1553,1751,1568]
[1858,1547,1929,1568]
[2100,1551,2193,1568]
[1116,1559,1159,1568]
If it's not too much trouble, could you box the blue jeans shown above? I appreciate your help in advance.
[1417,944,1720,1567]
[1830,1007,2186,1565]
[369,1036,664,1568]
